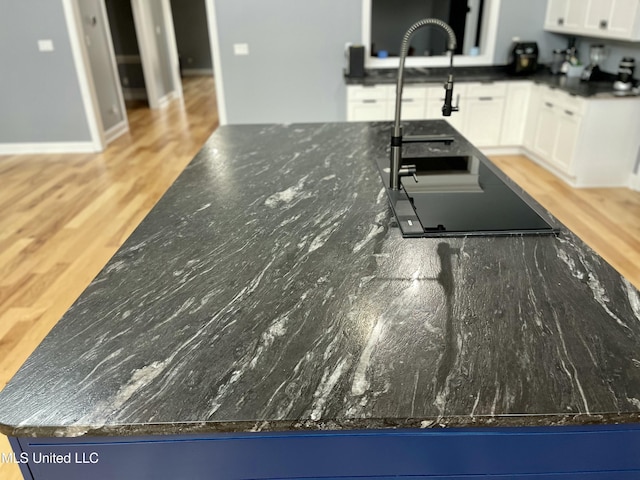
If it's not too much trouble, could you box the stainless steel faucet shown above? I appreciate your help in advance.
[390,19,458,191]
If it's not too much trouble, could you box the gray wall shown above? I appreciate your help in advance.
[77,0,125,131]
[493,0,567,65]
[574,38,640,80]
[213,0,622,125]
[213,0,362,124]
[0,0,92,143]
[170,0,212,70]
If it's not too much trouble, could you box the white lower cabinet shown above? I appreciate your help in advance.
[526,84,640,187]
[501,82,533,146]
[425,82,506,146]
[347,99,389,121]
[425,84,466,132]
[533,99,581,176]
[347,80,640,188]
[533,101,560,160]
[551,109,581,174]
[464,96,505,147]
[346,85,394,121]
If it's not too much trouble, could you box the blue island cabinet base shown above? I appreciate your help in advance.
[9,424,640,480]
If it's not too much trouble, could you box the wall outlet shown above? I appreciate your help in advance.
[233,43,249,56]
[38,39,54,52]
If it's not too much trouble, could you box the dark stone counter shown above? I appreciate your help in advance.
[345,66,636,98]
[0,121,639,438]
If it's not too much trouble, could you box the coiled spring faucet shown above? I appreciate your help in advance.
[390,19,458,190]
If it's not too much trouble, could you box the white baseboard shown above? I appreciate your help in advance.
[629,172,640,191]
[0,142,100,155]
[157,90,180,108]
[104,121,129,144]
[123,88,147,101]
[481,146,525,156]
[181,68,213,77]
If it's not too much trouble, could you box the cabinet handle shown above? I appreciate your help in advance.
[545,102,554,108]
[402,98,415,103]
[564,110,574,116]
[600,19,608,29]
[558,17,564,26]
[478,96,493,101]
[362,99,377,104]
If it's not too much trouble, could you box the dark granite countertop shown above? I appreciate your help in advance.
[345,66,638,98]
[0,121,639,438]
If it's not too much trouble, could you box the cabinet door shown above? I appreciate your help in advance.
[523,85,543,151]
[347,100,389,121]
[565,0,589,29]
[607,0,640,38]
[463,97,505,147]
[398,98,427,120]
[533,101,560,159]
[501,83,531,146]
[585,0,613,33]
[426,98,465,133]
[546,0,569,28]
[551,110,581,174]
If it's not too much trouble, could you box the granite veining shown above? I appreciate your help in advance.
[0,121,639,438]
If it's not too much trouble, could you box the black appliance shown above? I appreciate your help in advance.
[345,44,365,78]
[508,42,539,75]
[614,57,636,91]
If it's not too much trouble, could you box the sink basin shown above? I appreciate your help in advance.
[379,153,559,237]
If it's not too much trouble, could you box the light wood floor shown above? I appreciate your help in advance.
[1,78,640,479]
[0,76,218,480]
[490,155,640,289]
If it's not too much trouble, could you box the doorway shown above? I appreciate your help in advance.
[105,0,183,109]
[65,0,219,150]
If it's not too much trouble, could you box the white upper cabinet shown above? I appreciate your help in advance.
[606,0,640,37]
[545,0,569,28]
[545,0,640,41]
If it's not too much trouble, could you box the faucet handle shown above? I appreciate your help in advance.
[399,164,417,182]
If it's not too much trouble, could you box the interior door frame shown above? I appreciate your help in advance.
[131,0,183,109]
[96,0,130,141]
[162,0,183,101]
[62,0,106,151]
[62,0,129,149]
[205,0,228,125]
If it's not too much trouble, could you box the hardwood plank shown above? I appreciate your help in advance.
[0,76,218,480]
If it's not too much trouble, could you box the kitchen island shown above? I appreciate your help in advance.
[1,121,640,479]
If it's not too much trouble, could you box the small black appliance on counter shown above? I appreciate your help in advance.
[508,41,539,75]
[345,44,365,78]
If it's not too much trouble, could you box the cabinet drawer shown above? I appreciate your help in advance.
[347,85,392,101]
[541,88,587,116]
[401,85,427,101]
[465,82,507,98]
[426,83,467,100]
